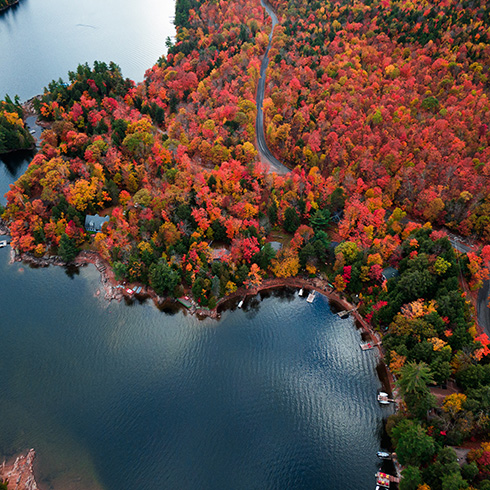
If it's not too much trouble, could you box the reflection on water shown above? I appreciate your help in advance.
[0,250,387,490]
[0,150,32,205]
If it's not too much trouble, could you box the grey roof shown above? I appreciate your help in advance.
[85,214,109,232]
[382,267,399,280]
[268,241,283,252]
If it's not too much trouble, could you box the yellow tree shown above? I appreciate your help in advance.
[245,264,263,289]
[271,248,300,278]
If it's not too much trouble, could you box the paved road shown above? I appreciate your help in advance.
[255,0,290,175]
[450,237,490,337]
[255,2,490,337]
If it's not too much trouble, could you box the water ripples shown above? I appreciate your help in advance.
[0,253,385,490]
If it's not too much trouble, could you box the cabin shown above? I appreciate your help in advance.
[382,267,399,282]
[84,214,109,233]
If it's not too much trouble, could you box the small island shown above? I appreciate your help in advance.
[1,0,490,487]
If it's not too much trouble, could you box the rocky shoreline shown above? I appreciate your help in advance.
[0,449,38,490]
[0,219,10,236]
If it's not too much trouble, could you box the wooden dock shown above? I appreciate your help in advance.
[376,471,400,487]
[306,291,316,303]
[336,306,357,318]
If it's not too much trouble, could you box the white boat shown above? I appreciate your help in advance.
[0,240,7,248]
[377,392,391,405]
[29,129,36,134]
[377,451,391,460]
[299,288,304,296]
[238,299,244,308]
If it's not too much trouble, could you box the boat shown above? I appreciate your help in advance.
[377,391,391,405]
[299,288,303,296]
[360,342,375,350]
[377,451,391,460]
[0,240,8,248]
[375,471,391,489]
[29,129,36,134]
[238,299,244,308]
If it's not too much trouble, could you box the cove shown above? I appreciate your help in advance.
[0,244,387,490]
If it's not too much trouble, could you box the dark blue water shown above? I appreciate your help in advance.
[0,245,386,490]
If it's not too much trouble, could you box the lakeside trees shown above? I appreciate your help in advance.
[0,95,34,154]
[0,0,18,10]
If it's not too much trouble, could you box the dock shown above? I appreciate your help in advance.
[177,298,192,309]
[360,341,381,351]
[306,291,316,303]
[336,306,357,318]
[376,470,400,486]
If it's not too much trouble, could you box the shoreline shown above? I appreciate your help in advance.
[0,0,19,14]
[9,246,398,398]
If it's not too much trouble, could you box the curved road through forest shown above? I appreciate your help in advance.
[254,2,490,336]
[256,0,290,175]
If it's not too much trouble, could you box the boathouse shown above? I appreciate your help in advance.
[84,214,109,233]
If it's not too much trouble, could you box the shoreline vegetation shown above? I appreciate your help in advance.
[0,0,19,14]
[1,0,490,487]
[0,95,35,155]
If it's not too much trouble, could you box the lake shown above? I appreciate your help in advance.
[0,1,387,489]
[0,247,387,489]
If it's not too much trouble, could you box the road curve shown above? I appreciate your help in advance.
[450,237,490,337]
[478,280,490,338]
[255,0,290,175]
[254,2,490,336]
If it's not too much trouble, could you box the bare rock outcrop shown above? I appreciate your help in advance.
[0,449,39,490]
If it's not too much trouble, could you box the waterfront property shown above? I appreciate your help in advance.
[84,214,109,233]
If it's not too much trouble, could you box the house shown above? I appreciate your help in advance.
[84,214,109,233]
[382,267,399,282]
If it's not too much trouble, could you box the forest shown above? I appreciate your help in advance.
[1,0,490,487]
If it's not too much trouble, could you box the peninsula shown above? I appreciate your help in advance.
[1,0,490,488]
